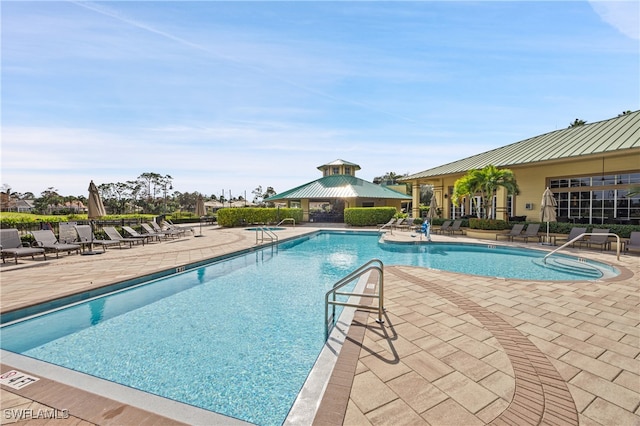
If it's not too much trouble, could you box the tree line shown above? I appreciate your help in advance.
[1,172,278,215]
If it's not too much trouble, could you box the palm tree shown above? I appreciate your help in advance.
[568,118,587,128]
[452,165,519,219]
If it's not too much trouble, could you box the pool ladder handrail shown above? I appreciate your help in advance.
[543,232,621,263]
[378,221,393,235]
[325,259,384,340]
[255,226,279,244]
[277,218,295,227]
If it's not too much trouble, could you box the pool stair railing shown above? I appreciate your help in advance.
[543,232,621,263]
[325,259,384,341]
[277,218,296,227]
[255,226,279,244]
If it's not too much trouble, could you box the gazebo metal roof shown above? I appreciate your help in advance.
[267,175,411,201]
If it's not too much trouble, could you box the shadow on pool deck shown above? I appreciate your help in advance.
[1,225,638,425]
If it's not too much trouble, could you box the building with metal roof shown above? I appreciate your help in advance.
[268,160,411,222]
[400,111,640,224]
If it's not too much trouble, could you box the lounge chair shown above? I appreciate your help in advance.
[511,223,541,243]
[576,228,611,251]
[161,221,189,237]
[74,225,123,252]
[104,226,145,248]
[30,230,81,258]
[391,218,406,231]
[447,220,464,235]
[166,219,194,234]
[150,221,183,238]
[122,226,154,244]
[142,223,171,240]
[554,227,587,247]
[496,223,525,241]
[625,232,640,253]
[0,229,47,264]
[397,217,415,232]
[433,220,452,235]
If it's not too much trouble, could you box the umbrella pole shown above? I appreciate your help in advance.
[195,217,204,237]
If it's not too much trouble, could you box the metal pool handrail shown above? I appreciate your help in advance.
[255,226,278,244]
[325,259,384,341]
[543,232,621,263]
[277,218,295,227]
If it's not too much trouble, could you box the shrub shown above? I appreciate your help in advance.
[216,208,302,227]
[344,207,396,226]
[468,218,511,230]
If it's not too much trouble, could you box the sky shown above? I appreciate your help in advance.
[2,1,639,199]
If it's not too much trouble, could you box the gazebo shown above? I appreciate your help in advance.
[267,160,412,222]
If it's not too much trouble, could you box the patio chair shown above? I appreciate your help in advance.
[104,226,145,248]
[151,221,183,238]
[391,218,406,231]
[576,228,611,251]
[74,225,123,252]
[0,229,47,264]
[161,221,189,237]
[122,226,154,244]
[554,227,587,248]
[511,223,541,243]
[496,223,525,241]
[30,229,81,258]
[447,220,465,235]
[165,219,194,234]
[625,232,640,253]
[142,223,172,240]
[397,217,415,232]
[433,220,452,235]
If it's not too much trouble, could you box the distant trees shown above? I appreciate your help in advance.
[568,118,587,128]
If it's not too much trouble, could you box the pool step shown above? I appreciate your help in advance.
[538,257,602,278]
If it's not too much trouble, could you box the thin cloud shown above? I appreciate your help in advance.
[70,1,418,123]
[589,1,640,40]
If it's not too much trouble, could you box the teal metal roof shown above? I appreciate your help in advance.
[401,110,640,180]
[267,175,411,201]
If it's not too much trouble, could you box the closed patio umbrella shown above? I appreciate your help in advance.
[85,180,106,255]
[540,187,557,245]
[195,195,205,237]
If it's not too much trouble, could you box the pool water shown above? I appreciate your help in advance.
[0,231,618,425]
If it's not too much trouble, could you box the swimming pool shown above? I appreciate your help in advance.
[0,231,618,425]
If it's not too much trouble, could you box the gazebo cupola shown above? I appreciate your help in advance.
[318,159,361,177]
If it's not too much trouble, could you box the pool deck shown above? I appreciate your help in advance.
[0,224,638,425]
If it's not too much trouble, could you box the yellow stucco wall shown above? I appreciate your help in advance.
[406,149,640,220]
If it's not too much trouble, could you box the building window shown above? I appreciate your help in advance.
[549,172,639,224]
[332,167,340,175]
[345,166,351,175]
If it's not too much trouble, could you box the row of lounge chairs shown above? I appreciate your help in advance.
[0,221,193,264]
[495,223,542,243]
[433,220,464,235]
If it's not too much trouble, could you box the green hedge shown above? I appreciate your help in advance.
[216,208,302,227]
[469,218,511,230]
[344,207,396,226]
[467,217,640,238]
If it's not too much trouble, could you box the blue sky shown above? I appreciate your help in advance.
[2,1,639,199]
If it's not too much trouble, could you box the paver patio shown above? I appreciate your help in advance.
[1,225,638,425]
